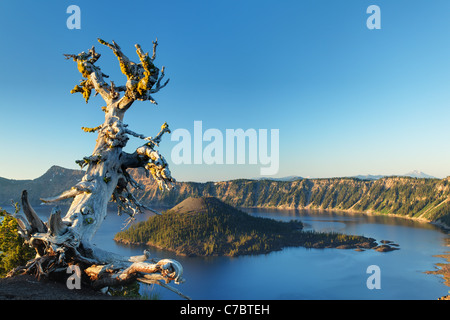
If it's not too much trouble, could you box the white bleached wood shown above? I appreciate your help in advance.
[10,38,185,297]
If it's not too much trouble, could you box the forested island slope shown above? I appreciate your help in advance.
[1,166,450,228]
[114,196,378,256]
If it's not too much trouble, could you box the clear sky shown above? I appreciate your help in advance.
[1,0,450,182]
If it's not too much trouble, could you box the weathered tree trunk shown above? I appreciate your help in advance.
[64,105,126,246]
[8,38,187,298]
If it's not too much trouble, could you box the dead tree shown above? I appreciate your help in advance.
[8,38,187,297]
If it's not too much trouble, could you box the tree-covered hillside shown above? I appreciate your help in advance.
[1,166,450,228]
[130,174,450,228]
[114,197,378,256]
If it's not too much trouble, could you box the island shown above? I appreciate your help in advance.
[114,196,382,257]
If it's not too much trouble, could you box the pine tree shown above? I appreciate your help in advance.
[0,209,34,277]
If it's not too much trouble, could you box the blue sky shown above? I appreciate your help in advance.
[1,0,450,182]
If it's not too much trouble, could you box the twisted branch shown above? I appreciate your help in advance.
[64,46,111,103]
[8,191,187,298]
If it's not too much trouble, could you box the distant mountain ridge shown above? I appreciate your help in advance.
[352,170,437,180]
[352,174,386,180]
[0,166,449,228]
[259,171,437,181]
[254,175,303,182]
[0,165,85,205]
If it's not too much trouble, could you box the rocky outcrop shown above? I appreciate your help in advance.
[1,166,449,228]
[129,171,450,228]
[0,166,85,205]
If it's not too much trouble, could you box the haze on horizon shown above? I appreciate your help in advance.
[0,164,443,184]
[1,1,450,182]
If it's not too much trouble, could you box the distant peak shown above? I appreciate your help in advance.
[402,171,436,179]
[48,165,65,171]
[34,165,85,182]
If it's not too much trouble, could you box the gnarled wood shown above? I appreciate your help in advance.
[10,38,186,298]
[48,207,68,236]
[22,190,47,234]
[40,188,84,204]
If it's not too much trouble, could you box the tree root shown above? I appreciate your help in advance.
[8,190,188,299]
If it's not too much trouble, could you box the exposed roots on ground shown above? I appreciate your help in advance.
[7,190,189,299]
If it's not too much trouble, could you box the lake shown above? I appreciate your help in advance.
[3,205,450,300]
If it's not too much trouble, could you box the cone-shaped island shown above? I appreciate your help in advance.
[115,196,380,256]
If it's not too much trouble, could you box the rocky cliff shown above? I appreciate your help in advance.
[0,166,85,205]
[130,169,450,228]
[1,166,449,228]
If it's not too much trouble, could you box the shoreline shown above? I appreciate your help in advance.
[2,201,449,232]
[425,250,450,300]
[238,204,450,233]
[114,231,398,257]
[121,203,449,300]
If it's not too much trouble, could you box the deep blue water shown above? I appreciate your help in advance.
[3,205,449,300]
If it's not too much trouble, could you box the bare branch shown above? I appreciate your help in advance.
[22,190,47,234]
[40,188,84,204]
[123,127,148,140]
[117,95,135,111]
[64,47,112,103]
[98,38,137,82]
[65,39,169,110]
[96,38,169,109]
[40,181,96,203]
[75,154,103,169]
[150,66,170,94]
[135,43,159,97]
[108,123,174,223]
[151,122,171,145]
[89,70,112,103]
[151,38,158,61]
[85,257,185,291]
[81,125,102,133]
[112,175,161,229]
[138,277,191,300]
[109,81,120,100]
